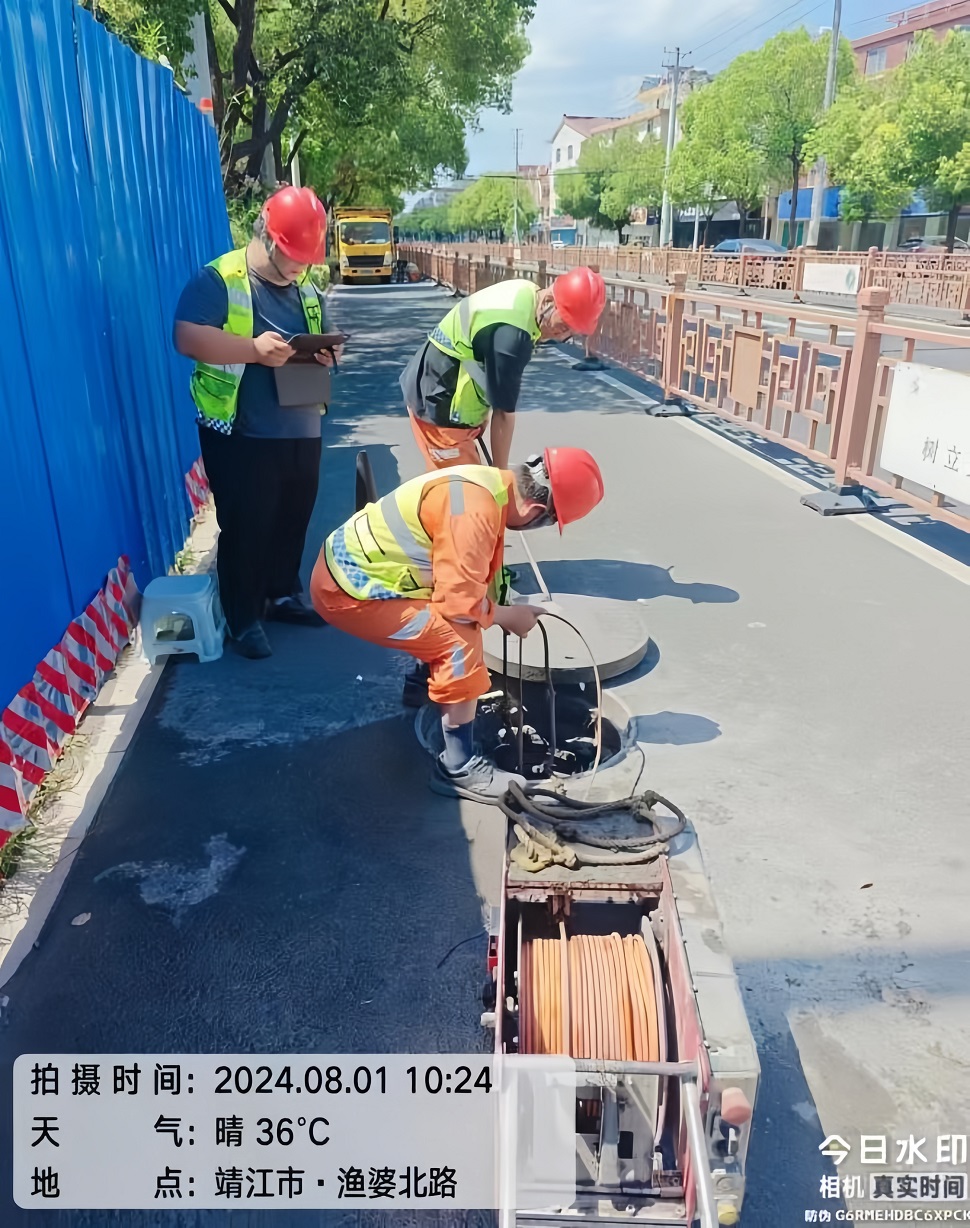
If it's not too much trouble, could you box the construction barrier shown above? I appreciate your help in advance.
[404,244,970,536]
[0,0,228,847]
[0,558,139,848]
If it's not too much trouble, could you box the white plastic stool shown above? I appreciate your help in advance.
[140,574,226,665]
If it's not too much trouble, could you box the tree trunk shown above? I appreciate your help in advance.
[737,204,747,238]
[945,202,961,253]
[788,155,800,250]
[204,4,225,133]
[232,0,258,94]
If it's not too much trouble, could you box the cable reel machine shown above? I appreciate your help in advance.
[476,627,761,1228]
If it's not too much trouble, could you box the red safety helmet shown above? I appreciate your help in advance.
[262,186,328,265]
[544,447,604,532]
[552,266,606,334]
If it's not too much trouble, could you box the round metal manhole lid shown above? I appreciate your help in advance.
[482,592,650,683]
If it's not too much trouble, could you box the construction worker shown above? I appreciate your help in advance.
[174,186,338,659]
[309,448,605,801]
[401,268,607,473]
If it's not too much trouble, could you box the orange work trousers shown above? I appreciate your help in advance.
[310,562,490,706]
[408,407,485,471]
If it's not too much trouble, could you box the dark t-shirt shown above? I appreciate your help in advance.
[401,322,534,428]
[174,265,328,439]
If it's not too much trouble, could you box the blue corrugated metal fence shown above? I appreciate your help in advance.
[0,0,231,706]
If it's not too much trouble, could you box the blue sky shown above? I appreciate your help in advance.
[461,0,904,176]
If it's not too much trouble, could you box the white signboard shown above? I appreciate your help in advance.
[880,362,970,505]
[802,262,862,295]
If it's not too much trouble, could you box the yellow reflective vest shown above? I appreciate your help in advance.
[189,248,322,429]
[325,466,510,601]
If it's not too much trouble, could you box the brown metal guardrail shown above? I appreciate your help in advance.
[404,241,970,316]
[402,244,970,535]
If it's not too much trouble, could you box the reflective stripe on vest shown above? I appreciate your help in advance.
[190,249,323,428]
[427,280,541,427]
[324,466,510,602]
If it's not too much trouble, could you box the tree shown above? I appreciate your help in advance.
[448,177,537,240]
[669,75,768,240]
[599,130,666,234]
[555,129,665,240]
[802,79,909,224]
[805,30,970,249]
[397,204,455,239]
[716,29,856,247]
[207,0,533,200]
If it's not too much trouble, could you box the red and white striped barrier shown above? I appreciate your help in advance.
[185,457,210,517]
[0,557,138,853]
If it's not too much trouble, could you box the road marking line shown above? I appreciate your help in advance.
[675,417,970,586]
[581,365,970,586]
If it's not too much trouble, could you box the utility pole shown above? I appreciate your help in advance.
[659,47,688,248]
[806,0,842,248]
[512,128,522,245]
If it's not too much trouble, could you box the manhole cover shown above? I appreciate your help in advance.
[482,592,650,683]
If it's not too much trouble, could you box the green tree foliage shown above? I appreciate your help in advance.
[555,129,665,238]
[802,79,908,223]
[396,204,455,239]
[448,176,538,239]
[599,130,666,231]
[668,74,768,239]
[806,30,970,249]
[77,0,198,68]
[207,0,533,203]
[724,28,857,247]
[672,28,855,248]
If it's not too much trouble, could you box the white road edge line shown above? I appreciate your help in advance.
[591,370,970,587]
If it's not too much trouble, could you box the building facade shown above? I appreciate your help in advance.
[852,0,970,74]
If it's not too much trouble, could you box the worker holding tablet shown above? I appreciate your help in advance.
[174,187,344,659]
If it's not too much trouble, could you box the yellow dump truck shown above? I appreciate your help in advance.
[333,207,395,284]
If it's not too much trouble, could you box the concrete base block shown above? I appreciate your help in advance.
[800,486,874,516]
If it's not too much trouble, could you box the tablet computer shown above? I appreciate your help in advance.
[287,332,349,355]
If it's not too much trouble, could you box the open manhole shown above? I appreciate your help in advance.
[416,672,633,783]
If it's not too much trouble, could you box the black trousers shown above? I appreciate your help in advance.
[199,427,322,636]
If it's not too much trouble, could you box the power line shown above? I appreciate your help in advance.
[690,0,813,56]
[846,5,900,28]
[704,0,826,67]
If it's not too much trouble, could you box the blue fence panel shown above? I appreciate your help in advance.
[0,0,231,705]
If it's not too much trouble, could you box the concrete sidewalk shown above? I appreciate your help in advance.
[1,280,968,1226]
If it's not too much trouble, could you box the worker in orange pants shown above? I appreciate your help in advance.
[401,267,607,473]
[310,447,605,802]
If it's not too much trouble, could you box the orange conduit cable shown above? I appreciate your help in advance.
[518,932,663,1064]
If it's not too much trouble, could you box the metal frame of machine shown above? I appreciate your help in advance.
[484,822,760,1228]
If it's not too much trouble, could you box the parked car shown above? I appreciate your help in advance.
[550,240,567,249]
[896,235,969,252]
[712,238,788,254]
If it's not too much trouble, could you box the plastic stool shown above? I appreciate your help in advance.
[139,574,226,665]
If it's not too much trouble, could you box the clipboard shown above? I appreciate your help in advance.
[273,360,332,408]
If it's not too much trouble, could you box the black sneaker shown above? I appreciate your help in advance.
[429,753,526,804]
[266,594,327,627]
[229,622,273,659]
[402,662,431,708]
